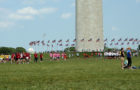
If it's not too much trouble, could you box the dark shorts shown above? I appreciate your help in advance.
[15,58,18,61]
[40,58,43,61]
[127,57,132,66]
[21,58,24,60]
[34,58,38,61]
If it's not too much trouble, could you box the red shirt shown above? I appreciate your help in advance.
[64,54,67,58]
[23,53,26,59]
[40,54,43,58]
[16,53,20,59]
[11,54,15,59]
[34,53,38,58]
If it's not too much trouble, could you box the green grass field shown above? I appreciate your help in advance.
[0,56,140,90]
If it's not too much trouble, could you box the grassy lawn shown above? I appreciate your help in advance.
[0,56,140,90]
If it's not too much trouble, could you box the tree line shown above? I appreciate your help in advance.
[0,47,26,55]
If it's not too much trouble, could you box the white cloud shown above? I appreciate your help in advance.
[17,7,39,15]
[9,7,58,20]
[39,8,58,14]
[9,14,33,20]
[17,7,58,15]
[0,21,15,28]
[61,13,72,19]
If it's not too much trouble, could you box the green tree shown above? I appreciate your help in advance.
[16,47,26,53]
[0,47,10,54]
[0,47,26,55]
[9,47,16,53]
[0,47,17,54]
[64,47,76,52]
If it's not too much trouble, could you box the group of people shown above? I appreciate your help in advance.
[104,52,120,59]
[49,52,67,60]
[0,48,136,68]
[11,52,31,64]
[120,47,132,69]
[34,52,44,63]
[0,52,31,64]
[83,52,103,58]
[33,52,72,62]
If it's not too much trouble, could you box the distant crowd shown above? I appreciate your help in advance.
[0,52,105,64]
[0,52,31,64]
[0,48,139,70]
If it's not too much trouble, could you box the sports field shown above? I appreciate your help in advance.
[0,56,140,90]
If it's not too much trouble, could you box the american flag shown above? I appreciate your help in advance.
[52,40,56,43]
[104,38,107,42]
[124,38,128,41]
[88,38,92,42]
[29,41,34,46]
[33,41,36,46]
[66,39,69,42]
[118,38,122,42]
[47,44,49,47]
[134,38,138,42]
[121,43,124,45]
[129,38,134,41]
[41,40,45,46]
[73,39,76,42]
[115,42,119,45]
[127,42,130,45]
[48,40,50,43]
[58,40,62,43]
[96,38,100,42]
[71,44,75,47]
[132,42,135,45]
[81,39,85,42]
[111,38,115,42]
[65,44,69,46]
[59,44,63,46]
[36,41,40,46]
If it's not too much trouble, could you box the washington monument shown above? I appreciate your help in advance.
[76,0,104,52]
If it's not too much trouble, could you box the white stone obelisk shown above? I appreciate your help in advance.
[76,0,104,52]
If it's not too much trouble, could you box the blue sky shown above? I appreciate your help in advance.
[0,0,140,50]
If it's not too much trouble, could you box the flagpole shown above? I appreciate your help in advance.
[68,39,70,52]
[51,41,52,52]
[55,41,57,52]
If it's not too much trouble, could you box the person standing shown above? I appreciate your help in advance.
[26,52,30,64]
[50,52,53,60]
[120,48,125,69]
[34,52,38,63]
[11,53,15,64]
[56,53,60,60]
[127,47,132,69]
[61,53,64,59]
[16,53,20,64]
[40,53,43,62]
[64,53,67,60]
